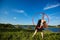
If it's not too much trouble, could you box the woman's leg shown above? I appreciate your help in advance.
[32,29,37,37]
[41,32,44,39]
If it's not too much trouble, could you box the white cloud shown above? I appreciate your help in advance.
[48,15,60,25]
[49,14,60,22]
[13,9,24,13]
[4,11,8,14]
[1,10,8,15]
[44,3,60,10]
[13,9,29,17]
[13,17,16,20]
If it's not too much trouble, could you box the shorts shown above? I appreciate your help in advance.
[36,28,44,32]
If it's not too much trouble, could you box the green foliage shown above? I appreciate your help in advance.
[0,23,60,40]
[0,23,15,29]
[0,30,60,40]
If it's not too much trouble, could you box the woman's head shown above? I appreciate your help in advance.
[43,21,46,24]
[43,21,48,28]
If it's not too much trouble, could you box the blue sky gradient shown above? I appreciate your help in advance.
[0,0,60,25]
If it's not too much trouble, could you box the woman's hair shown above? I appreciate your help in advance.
[37,19,41,26]
[43,21,46,24]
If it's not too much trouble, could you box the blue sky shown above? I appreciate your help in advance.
[0,0,60,25]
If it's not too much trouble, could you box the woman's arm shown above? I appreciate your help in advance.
[40,20,45,28]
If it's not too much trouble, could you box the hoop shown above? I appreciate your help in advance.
[32,12,49,26]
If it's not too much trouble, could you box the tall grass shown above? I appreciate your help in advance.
[0,30,60,40]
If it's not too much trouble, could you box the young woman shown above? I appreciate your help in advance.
[32,19,48,39]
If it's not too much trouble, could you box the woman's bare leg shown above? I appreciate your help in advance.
[41,32,44,39]
[32,29,37,37]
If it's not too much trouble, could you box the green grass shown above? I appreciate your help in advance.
[0,30,60,40]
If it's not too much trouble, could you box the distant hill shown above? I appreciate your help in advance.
[0,23,14,29]
[0,23,60,29]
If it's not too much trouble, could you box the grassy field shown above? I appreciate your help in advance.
[0,29,60,40]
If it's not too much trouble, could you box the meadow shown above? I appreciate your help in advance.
[0,24,60,40]
[0,29,60,40]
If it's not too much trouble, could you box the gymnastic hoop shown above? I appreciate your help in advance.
[32,12,49,26]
